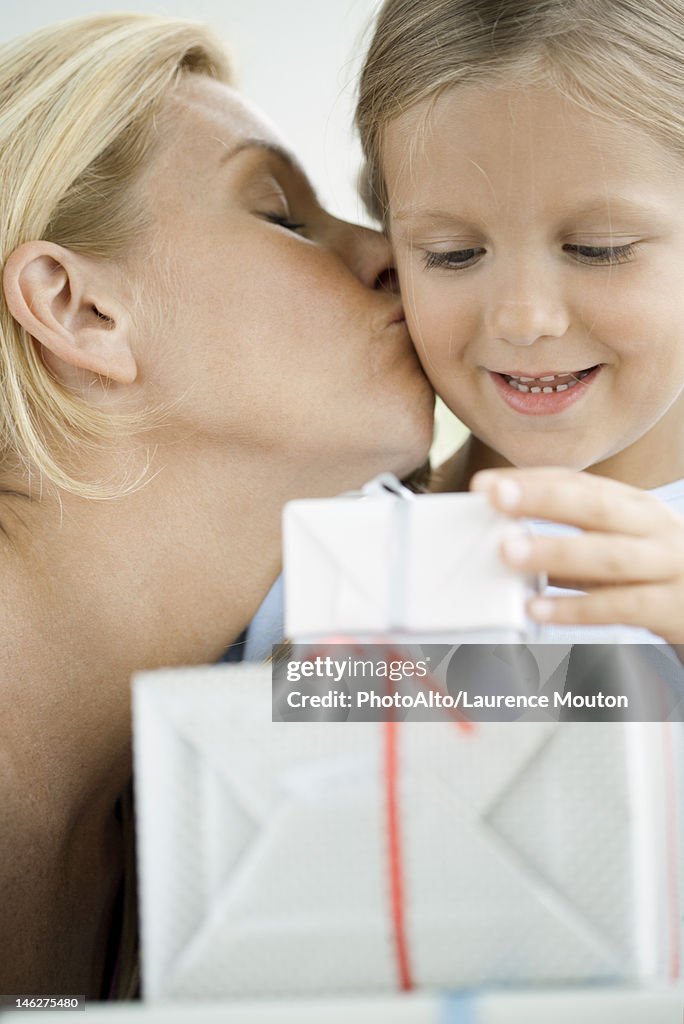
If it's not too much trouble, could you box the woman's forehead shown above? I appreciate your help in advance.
[160,77,285,161]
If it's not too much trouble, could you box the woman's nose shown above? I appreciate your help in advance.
[487,271,569,346]
[332,220,398,291]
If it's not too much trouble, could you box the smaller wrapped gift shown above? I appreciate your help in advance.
[283,475,537,642]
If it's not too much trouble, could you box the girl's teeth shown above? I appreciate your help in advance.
[502,370,595,394]
[506,378,579,393]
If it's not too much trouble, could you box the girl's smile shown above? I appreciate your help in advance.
[489,364,601,416]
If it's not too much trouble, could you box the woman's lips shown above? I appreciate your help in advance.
[489,364,602,415]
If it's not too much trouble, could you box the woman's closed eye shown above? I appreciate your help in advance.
[263,211,305,233]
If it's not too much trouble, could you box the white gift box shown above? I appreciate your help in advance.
[283,478,536,642]
[2,988,683,1022]
[133,664,684,1002]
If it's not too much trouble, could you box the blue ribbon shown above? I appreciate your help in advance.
[440,992,478,1024]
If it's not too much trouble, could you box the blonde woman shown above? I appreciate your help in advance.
[0,13,434,998]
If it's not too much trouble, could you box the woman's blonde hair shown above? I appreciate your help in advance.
[357,0,684,221]
[0,13,232,498]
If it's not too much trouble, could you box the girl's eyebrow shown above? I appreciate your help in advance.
[391,205,463,222]
[392,195,670,228]
[391,207,479,228]
[565,194,667,215]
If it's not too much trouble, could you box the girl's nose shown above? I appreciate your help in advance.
[487,266,569,346]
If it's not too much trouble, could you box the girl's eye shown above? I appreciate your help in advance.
[422,247,486,271]
[264,211,305,234]
[421,242,637,271]
[563,243,636,265]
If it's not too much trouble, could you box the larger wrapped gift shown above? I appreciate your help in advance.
[133,664,684,1001]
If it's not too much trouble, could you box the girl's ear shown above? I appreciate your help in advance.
[2,240,137,386]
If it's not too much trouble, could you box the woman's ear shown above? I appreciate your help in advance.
[2,241,137,385]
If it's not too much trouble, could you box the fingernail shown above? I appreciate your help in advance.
[529,598,554,621]
[502,533,532,564]
[495,478,522,510]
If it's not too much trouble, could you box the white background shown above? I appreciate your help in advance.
[1,0,381,224]
[2,0,466,459]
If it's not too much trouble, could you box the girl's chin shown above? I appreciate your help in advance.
[475,439,593,473]
[507,450,591,470]
[462,429,603,475]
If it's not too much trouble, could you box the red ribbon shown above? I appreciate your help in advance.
[384,719,412,990]
[294,638,473,992]
[378,643,473,992]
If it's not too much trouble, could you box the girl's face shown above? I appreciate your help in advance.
[383,83,684,486]
[135,77,434,484]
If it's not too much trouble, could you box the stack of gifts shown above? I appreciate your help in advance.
[129,480,684,1019]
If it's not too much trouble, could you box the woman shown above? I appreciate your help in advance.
[0,13,434,998]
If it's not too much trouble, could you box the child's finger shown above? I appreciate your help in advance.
[501,531,678,584]
[472,467,668,537]
[528,586,684,643]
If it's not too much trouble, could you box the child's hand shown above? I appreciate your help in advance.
[471,467,684,646]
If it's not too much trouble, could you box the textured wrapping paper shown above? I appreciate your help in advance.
[2,989,683,1021]
[283,484,535,641]
[133,665,684,1002]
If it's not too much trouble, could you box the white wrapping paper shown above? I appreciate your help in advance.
[133,664,684,1002]
[283,481,535,642]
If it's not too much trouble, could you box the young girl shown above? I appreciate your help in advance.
[356,0,684,650]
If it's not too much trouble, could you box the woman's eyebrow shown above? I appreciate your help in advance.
[218,137,306,178]
[217,136,319,203]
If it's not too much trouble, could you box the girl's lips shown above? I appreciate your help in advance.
[489,365,602,415]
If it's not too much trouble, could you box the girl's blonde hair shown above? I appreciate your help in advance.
[0,13,232,498]
[357,0,684,221]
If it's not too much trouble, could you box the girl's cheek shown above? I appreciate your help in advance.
[407,309,453,362]
[575,275,660,350]
[399,256,476,358]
